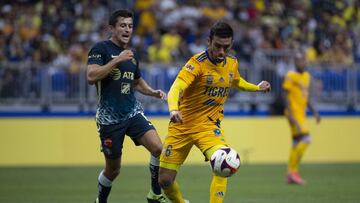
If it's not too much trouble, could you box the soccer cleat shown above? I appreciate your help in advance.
[147,190,168,203]
[94,197,99,203]
[287,172,306,185]
[184,200,190,203]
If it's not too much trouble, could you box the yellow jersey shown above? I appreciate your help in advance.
[169,50,241,133]
[282,70,311,115]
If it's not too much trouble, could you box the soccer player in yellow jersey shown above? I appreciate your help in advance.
[158,21,271,203]
[282,52,321,185]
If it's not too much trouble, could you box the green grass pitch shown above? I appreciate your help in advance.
[1,163,359,203]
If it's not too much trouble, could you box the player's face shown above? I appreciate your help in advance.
[111,17,133,46]
[294,54,306,72]
[208,36,233,63]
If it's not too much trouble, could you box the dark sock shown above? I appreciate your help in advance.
[98,182,111,203]
[149,164,161,195]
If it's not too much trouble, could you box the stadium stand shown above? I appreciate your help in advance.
[0,0,359,115]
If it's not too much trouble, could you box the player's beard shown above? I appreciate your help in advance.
[215,56,224,63]
[113,34,131,47]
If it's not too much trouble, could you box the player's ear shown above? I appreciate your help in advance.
[207,37,211,47]
[109,25,115,33]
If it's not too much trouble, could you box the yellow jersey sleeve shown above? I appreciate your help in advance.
[168,78,189,111]
[177,57,202,85]
[231,60,259,91]
[282,72,294,91]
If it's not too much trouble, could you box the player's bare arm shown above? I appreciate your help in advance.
[86,50,133,84]
[308,101,321,124]
[134,78,167,100]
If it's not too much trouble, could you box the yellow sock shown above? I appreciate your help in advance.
[163,181,185,203]
[209,175,227,203]
[288,141,309,173]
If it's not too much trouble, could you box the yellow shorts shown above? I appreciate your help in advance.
[286,113,309,136]
[160,127,228,166]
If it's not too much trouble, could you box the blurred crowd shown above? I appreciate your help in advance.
[0,0,360,68]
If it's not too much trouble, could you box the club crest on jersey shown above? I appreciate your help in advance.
[121,83,131,94]
[229,72,234,84]
[219,76,224,83]
[207,74,214,85]
[185,64,194,72]
[104,138,113,148]
[110,69,121,80]
[131,58,137,65]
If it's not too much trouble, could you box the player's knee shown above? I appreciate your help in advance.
[151,144,163,158]
[158,171,174,189]
[158,175,173,189]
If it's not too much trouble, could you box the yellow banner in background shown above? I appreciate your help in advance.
[0,117,359,166]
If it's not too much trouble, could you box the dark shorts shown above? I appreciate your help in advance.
[97,113,155,160]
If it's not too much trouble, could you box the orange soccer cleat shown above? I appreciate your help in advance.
[287,172,306,185]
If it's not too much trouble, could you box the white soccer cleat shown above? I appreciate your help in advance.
[184,200,190,203]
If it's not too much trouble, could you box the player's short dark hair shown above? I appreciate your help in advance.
[109,9,133,26]
[209,21,233,40]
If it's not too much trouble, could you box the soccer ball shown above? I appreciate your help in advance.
[210,147,241,177]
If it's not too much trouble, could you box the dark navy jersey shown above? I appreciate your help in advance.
[88,40,143,125]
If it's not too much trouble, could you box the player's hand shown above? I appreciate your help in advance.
[116,50,134,63]
[153,89,167,100]
[257,81,271,92]
[170,110,183,123]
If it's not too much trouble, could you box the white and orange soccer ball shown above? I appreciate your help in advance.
[210,147,241,177]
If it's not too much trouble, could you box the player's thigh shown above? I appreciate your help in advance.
[137,129,163,156]
[97,122,127,160]
[160,129,194,166]
[193,128,228,157]
[126,113,160,149]
[290,114,309,135]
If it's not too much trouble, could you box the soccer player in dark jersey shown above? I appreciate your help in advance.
[87,9,167,203]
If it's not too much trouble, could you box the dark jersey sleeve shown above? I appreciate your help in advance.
[132,49,141,79]
[88,43,106,65]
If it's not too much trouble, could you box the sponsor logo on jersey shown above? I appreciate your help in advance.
[203,86,230,97]
[185,64,195,72]
[110,69,121,80]
[122,71,134,80]
[215,191,225,197]
[89,54,102,59]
